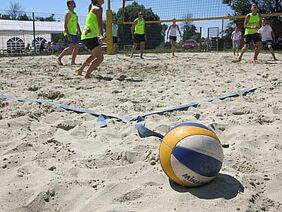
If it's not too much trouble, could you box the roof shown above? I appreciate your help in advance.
[0,19,64,33]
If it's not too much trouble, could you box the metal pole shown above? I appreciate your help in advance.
[32,12,36,53]
[221,19,224,38]
[106,0,113,54]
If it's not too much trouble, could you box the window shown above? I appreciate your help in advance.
[32,37,47,49]
[7,37,25,52]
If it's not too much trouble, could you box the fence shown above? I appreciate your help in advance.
[0,10,86,55]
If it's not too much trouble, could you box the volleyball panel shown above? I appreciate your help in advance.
[162,125,220,151]
[176,135,224,162]
[171,155,215,187]
[159,141,183,186]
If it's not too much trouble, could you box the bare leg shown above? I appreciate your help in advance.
[171,40,176,57]
[113,43,117,54]
[71,44,80,65]
[131,43,137,58]
[76,55,94,75]
[238,44,249,61]
[140,41,145,59]
[236,48,240,56]
[268,45,278,60]
[85,46,103,79]
[253,42,262,61]
[58,44,75,65]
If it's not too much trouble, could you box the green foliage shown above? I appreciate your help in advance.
[223,0,282,15]
[35,14,56,22]
[116,2,164,49]
[183,24,199,41]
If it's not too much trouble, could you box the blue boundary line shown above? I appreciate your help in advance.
[0,87,257,140]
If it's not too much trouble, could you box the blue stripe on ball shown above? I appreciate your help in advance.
[171,122,211,131]
[172,146,222,177]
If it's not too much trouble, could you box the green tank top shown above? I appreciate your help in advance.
[134,18,145,35]
[245,13,260,35]
[81,6,99,40]
[64,10,78,36]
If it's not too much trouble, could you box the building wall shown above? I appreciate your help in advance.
[0,31,52,50]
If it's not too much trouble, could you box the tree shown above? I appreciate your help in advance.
[182,14,200,41]
[35,14,56,22]
[8,1,22,20]
[116,2,164,49]
[223,0,282,15]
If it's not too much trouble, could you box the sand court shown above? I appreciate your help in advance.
[0,52,281,211]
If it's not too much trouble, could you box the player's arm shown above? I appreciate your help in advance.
[131,19,137,38]
[177,25,181,37]
[271,27,276,42]
[244,14,252,29]
[144,22,147,40]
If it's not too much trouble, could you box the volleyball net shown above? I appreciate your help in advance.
[105,0,282,53]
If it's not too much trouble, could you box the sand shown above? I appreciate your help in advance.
[0,51,281,212]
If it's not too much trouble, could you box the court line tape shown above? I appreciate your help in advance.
[0,87,257,143]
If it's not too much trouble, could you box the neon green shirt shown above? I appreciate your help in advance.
[64,10,78,36]
[245,13,260,35]
[81,6,99,40]
[134,18,145,35]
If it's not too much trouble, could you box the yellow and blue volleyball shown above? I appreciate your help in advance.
[159,122,224,187]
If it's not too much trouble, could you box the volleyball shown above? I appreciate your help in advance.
[159,122,224,187]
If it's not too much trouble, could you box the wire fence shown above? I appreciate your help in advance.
[0,10,86,55]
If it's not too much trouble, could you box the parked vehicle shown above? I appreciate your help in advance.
[182,39,198,49]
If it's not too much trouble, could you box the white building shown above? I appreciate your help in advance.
[0,19,64,52]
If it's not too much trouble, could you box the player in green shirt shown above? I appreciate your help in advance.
[131,12,146,59]
[237,3,262,62]
[58,0,81,65]
[76,0,104,79]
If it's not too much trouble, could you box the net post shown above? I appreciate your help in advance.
[106,0,113,54]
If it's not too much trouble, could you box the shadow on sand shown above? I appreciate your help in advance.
[170,173,244,200]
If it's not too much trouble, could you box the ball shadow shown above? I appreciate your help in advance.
[169,173,244,200]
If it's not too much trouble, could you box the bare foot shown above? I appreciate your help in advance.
[232,58,241,63]
[57,58,63,65]
[140,56,144,59]
[76,69,83,76]
[85,74,91,79]
[274,58,278,61]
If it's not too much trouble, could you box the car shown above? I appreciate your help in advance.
[182,39,198,49]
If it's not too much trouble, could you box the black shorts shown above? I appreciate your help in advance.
[262,40,273,47]
[82,37,99,50]
[113,36,118,44]
[244,33,261,45]
[134,34,145,44]
[64,35,79,44]
[169,36,177,41]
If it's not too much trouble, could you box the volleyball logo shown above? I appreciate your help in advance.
[159,122,224,187]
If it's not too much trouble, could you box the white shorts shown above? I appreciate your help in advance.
[232,40,240,49]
